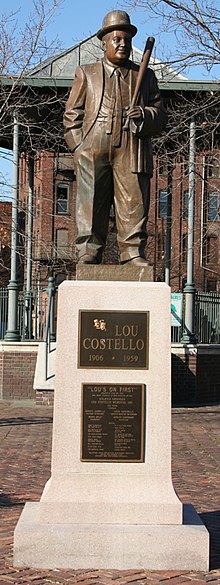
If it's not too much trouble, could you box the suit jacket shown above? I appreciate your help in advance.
[63,60,167,175]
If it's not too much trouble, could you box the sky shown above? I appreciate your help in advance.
[0,0,219,196]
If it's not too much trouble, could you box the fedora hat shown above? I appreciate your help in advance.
[97,10,137,40]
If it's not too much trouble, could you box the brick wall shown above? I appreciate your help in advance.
[0,342,38,400]
[172,352,197,404]
[172,344,220,405]
[197,347,220,404]
[36,391,54,407]
[0,201,12,287]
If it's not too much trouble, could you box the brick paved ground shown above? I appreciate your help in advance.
[0,401,220,585]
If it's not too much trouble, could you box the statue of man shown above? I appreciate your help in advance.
[64,10,167,265]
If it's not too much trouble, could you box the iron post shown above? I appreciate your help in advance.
[47,275,56,342]
[23,155,34,339]
[181,117,197,343]
[165,157,173,286]
[5,111,21,341]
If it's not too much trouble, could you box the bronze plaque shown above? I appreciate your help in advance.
[78,310,149,369]
[81,383,145,462]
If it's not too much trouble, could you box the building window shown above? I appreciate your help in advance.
[207,156,220,178]
[183,191,189,219]
[56,184,69,214]
[182,233,187,262]
[157,232,162,260]
[24,156,27,184]
[37,185,41,217]
[159,190,168,218]
[208,192,219,221]
[20,156,24,185]
[158,156,168,176]
[206,235,218,264]
[33,188,36,218]
[56,229,68,258]
[183,158,188,177]
[206,279,217,292]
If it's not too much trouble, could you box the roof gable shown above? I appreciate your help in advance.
[30,34,187,81]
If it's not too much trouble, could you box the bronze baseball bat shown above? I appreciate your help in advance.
[123,36,155,130]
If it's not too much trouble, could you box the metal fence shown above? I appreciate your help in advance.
[1,286,220,344]
[0,287,48,341]
[195,291,220,344]
[170,291,220,343]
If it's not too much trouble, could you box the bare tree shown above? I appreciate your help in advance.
[0,0,64,164]
[123,0,220,288]
[0,0,66,287]
[124,0,220,75]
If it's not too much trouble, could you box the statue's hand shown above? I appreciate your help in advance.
[125,105,144,125]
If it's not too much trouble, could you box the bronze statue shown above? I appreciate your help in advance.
[64,10,167,265]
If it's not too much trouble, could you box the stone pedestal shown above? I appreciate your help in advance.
[14,277,209,570]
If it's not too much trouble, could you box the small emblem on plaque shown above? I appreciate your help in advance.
[93,318,107,331]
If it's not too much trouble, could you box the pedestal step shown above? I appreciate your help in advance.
[14,503,209,570]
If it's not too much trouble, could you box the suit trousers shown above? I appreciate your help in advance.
[74,121,150,262]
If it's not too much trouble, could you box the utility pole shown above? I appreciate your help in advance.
[5,111,21,341]
[181,117,197,343]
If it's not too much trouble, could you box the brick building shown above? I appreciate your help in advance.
[0,201,12,287]
[16,36,219,292]
[149,152,220,291]
[18,148,220,293]
[19,151,77,289]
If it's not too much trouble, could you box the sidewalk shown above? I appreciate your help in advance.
[0,400,220,585]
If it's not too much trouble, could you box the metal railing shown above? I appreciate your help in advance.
[195,291,220,343]
[171,291,220,343]
[0,287,49,341]
[1,285,220,346]
[171,325,182,343]
[0,288,8,339]
[44,277,56,382]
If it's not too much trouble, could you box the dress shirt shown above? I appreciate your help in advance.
[97,60,130,125]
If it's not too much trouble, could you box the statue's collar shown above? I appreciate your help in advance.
[103,59,130,79]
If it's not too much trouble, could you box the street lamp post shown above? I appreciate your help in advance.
[165,157,173,286]
[23,155,34,339]
[181,117,197,344]
[5,111,21,341]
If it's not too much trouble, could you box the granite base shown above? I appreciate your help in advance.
[14,503,209,570]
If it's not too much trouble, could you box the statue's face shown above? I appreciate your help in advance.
[103,30,132,65]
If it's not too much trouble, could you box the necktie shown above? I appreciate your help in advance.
[112,69,122,147]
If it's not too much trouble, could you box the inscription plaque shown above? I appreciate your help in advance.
[78,310,149,369]
[81,384,145,462]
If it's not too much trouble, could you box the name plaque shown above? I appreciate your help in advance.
[78,310,149,369]
[81,384,145,462]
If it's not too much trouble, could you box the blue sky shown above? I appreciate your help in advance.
[0,0,219,195]
[4,0,154,52]
[5,0,218,79]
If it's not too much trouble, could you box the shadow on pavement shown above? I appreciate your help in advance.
[0,417,53,426]
[0,493,25,508]
[201,510,220,570]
